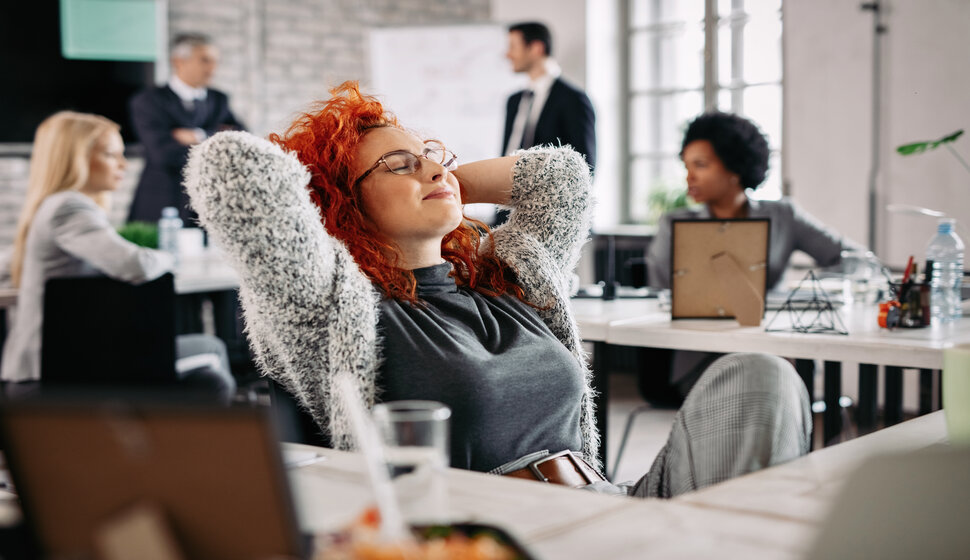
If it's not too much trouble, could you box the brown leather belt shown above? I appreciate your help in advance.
[504,450,606,488]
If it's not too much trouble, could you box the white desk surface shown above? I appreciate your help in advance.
[572,298,970,369]
[286,411,949,559]
[0,252,241,304]
[172,251,240,294]
[675,411,948,522]
[569,298,660,342]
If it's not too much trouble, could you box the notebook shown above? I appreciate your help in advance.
[804,445,970,559]
[0,397,309,560]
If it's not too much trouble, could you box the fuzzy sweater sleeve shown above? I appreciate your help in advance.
[184,131,381,450]
[492,146,593,340]
[491,146,600,470]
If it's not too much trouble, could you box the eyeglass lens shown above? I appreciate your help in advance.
[383,147,457,176]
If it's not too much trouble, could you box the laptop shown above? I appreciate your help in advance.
[0,397,309,560]
[804,445,970,559]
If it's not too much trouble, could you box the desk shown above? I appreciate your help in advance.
[607,302,968,370]
[573,298,968,450]
[170,252,247,372]
[0,253,245,376]
[286,412,949,559]
[570,298,660,470]
[0,252,240,303]
[173,251,240,294]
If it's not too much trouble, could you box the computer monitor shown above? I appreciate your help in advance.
[0,398,307,560]
[805,446,970,559]
[670,218,770,325]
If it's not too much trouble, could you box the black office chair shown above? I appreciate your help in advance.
[42,274,178,387]
[267,378,332,448]
[40,274,233,404]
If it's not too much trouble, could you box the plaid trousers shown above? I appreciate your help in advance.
[600,352,812,499]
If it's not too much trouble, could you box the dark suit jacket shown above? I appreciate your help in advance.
[127,85,244,224]
[502,77,596,171]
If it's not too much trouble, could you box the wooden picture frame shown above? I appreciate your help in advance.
[670,219,770,325]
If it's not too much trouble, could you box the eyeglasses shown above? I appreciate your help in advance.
[353,144,458,188]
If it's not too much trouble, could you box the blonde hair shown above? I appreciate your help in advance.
[10,111,120,287]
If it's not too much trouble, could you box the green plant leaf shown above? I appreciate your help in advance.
[118,221,159,248]
[896,129,964,155]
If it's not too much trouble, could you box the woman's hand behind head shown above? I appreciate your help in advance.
[184,131,312,222]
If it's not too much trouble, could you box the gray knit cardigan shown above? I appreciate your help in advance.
[184,132,599,469]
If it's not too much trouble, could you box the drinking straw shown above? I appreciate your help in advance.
[333,374,410,543]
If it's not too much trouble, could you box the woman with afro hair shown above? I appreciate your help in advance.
[185,84,811,499]
[643,112,862,404]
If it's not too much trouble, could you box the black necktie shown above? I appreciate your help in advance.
[519,90,536,149]
[192,97,207,127]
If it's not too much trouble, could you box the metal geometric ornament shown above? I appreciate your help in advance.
[765,270,849,335]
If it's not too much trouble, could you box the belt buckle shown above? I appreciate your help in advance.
[528,450,596,485]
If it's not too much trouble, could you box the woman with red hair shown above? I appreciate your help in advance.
[186,82,810,498]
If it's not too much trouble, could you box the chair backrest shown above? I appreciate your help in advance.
[267,378,332,448]
[593,234,653,288]
[41,274,177,386]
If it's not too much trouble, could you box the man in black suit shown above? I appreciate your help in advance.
[502,22,596,171]
[128,33,244,224]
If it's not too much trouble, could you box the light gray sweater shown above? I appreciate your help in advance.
[1,191,174,382]
[183,132,599,468]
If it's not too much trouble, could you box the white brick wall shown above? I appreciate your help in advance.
[0,0,489,258]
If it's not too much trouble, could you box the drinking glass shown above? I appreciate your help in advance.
[841,249,881,305]
[371,401,451,523]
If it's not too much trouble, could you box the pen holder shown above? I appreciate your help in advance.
[890,282,930,328]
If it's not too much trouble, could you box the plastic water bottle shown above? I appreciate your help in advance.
[158,206,183,260]
[925,218,964,324]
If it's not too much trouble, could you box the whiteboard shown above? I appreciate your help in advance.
[369,24,525,165]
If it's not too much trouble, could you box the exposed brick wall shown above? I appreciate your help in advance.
[169,0,490,136]
[0,0,489,263]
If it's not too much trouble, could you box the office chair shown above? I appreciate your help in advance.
[40,273,238,405]
[42,274,178,387]
[267,378,332,448]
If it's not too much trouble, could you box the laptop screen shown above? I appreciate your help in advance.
[0,399,306,560]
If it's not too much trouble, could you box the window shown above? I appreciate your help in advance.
[624,0,783,224]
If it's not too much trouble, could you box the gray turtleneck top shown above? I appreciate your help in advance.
[377,262,584,472]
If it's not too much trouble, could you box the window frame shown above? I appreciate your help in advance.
[620,0,784,224]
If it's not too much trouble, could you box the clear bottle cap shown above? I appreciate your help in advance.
[161,207,179,218]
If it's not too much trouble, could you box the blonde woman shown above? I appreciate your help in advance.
[1,111,235,401]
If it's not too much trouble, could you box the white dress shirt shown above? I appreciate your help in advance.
[506,59,562,156]
[168,75,208,142]
[168,75,207,107]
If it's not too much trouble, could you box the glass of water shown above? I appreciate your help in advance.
[372,400,451,524]
[841,249,882,304]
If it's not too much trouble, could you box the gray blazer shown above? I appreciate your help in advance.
[646,196,860,292]
[1,191,173,382]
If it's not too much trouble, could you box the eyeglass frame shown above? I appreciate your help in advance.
[352,143,458,189]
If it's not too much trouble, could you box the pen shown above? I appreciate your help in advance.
[902,255,914,284]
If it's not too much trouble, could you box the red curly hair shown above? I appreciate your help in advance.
[269,81,530,305]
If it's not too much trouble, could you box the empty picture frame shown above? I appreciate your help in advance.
[670,219,770,324]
